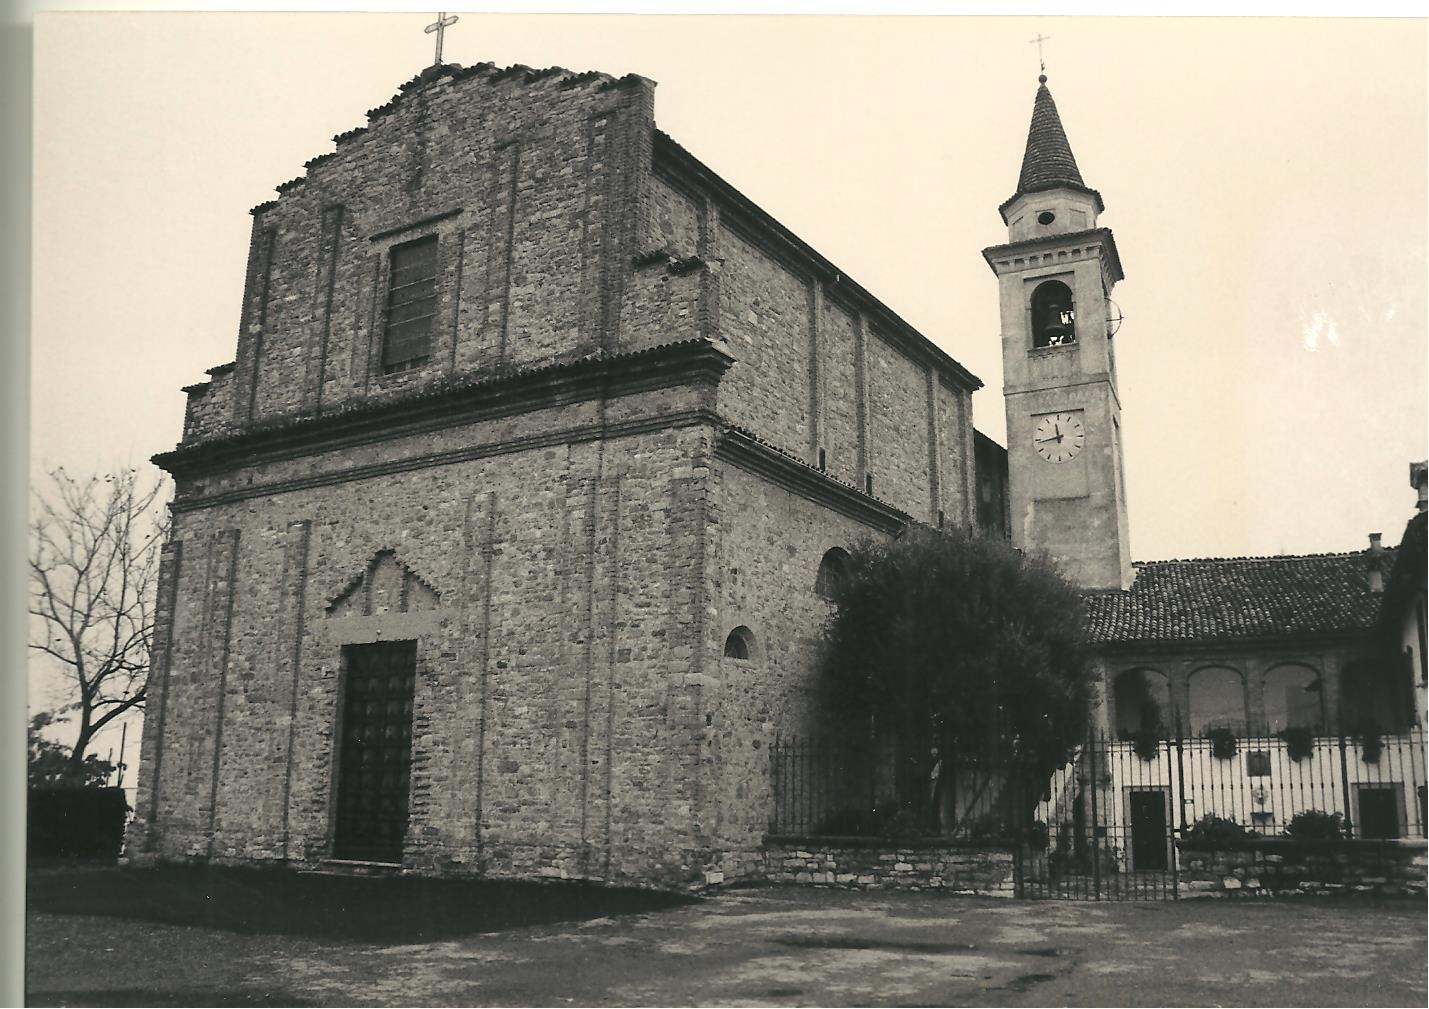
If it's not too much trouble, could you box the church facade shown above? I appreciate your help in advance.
[128,57,1423,891]
[126,61,1000,887]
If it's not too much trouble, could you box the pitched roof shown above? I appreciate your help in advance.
[1084,552,1382,647]
[1018,79,1086,193]
[1380,510,1426,625]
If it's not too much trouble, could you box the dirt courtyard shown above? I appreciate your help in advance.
[25,865,1428,1007]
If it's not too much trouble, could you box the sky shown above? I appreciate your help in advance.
[25,13,1428,763]
[31,13,1428,562]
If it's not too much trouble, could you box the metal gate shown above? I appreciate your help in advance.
[1016,725,1429,901]
[1016,732,1179,900]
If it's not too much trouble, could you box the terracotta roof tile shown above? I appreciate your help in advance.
[1084,552,1381,646]
[1017,80,1086,194]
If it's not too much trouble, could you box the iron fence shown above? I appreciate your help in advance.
[769,723,1428,900]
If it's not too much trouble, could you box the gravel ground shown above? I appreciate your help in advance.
[25,864,1429,1007]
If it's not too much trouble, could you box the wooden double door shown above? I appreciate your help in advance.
[332,641,416,863]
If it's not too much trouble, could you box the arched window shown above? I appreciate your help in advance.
[723,625,755,660]
[814,547,852,600]
[1188,667,1247,736]
[1340,659,1415,733]
[1030,280,1076,349]
[1114,669,1172,737]
[1263,665,1323,733]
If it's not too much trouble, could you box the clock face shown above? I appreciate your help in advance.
[1033,412,1085,463]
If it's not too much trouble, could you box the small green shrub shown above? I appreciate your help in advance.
[1283,810,1345,840]
[810,808,880,837]
[1181,813,1255,849]
[879,807,935,842]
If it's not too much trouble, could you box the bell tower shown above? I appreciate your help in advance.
[983,74,1131,590]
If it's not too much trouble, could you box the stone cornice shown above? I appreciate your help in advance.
[156,338,734,480]
[982,227,1124,287]
[169,407,722,514]
[714,427,910,534]
[652,130,983,393]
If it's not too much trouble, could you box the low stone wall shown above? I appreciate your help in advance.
[762,837,1016,896]
[1179,839,1427,898]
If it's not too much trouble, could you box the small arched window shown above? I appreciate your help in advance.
[724,626,755,660]
[815,547,852,600]
[1031,280,1076,349]
[1114,669,1172,737]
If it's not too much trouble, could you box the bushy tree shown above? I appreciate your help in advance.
[28,712,115,787]
[821,525,1095,826]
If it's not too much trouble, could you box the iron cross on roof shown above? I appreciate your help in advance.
[1029,32,1051,74]
[425,12,459,66]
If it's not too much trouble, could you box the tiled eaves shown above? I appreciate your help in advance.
[156,337,733,476]
[633,247,709,276]
[250,60,646,216]
[716,424,911,535]
[651,129,984,395]
[1082,551,1384,649]
[181,362,237,396]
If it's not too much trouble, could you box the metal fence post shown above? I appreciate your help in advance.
[1338,727,1355,839]
[1089,726,1101,901]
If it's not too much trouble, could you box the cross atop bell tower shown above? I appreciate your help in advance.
[983,73,1132,590]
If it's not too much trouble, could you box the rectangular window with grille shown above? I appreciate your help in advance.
[382,235,438,373]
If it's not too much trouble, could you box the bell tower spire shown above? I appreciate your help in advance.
[983,74,1131,590]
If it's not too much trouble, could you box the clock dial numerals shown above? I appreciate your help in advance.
[1033,412,1085,463]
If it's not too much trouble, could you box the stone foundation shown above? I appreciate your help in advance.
[1179,839,1427,898]
[762,837,1016,896]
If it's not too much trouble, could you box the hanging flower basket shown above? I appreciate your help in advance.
[1205,727,1238,760]
[1127,727,1162,762]
[1278,725,1316,762]
[1360,727,1383,765]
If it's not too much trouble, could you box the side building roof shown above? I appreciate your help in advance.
[1085,552,1382,649]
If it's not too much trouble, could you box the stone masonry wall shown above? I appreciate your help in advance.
[184,64,656,442]
[763,839,1017,896]
[129,381,722,890]
[701,458,903,882]
[1179,840,1427,898]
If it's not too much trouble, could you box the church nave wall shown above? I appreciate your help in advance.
[132,419,726,888]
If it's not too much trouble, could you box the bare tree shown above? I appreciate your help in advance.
[29,467,169,779]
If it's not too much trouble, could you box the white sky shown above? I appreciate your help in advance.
[28,12,1427,559]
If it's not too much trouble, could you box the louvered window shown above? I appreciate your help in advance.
[382,236,438,373]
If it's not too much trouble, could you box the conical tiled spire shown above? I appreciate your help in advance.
[1016,75,1086,194]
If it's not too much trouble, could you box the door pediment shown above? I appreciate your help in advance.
[326,549,442,618]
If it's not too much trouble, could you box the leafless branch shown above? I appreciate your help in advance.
[28,466,171,771]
